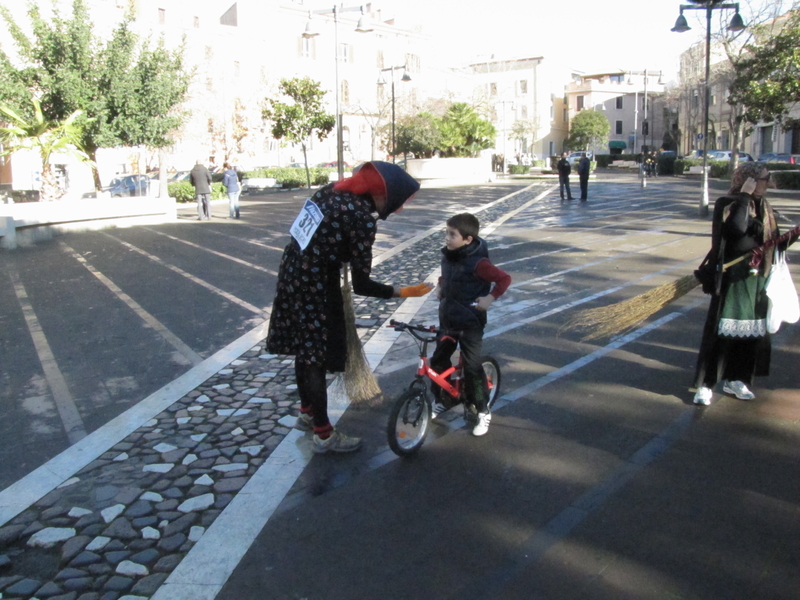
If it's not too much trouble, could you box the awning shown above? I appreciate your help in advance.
[609,141,627,149]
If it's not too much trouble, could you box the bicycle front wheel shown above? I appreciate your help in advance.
[481,356,502,409]
[387,387,431,457]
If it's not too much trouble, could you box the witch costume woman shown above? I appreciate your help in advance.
[266,161,431,453]
[692,162,797,405]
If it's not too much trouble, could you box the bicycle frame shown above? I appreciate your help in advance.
[416,355,460,400]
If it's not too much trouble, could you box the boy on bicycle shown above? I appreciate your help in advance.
[431,213,511,436]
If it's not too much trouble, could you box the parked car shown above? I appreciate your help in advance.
[316,161,352,169]
[757,153,798,164]
[106,174,150,197]
[565,151,591,167]
[288,162,306,168]
[706,150,754,162]
[168,171,191,183]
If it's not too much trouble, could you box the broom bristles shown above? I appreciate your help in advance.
[339,271,383,405]
[564,273,701,341]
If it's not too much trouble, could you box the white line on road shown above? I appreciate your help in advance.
[102,232,267,315]
[60,241,204,366]
[5,265,87,445]
[145,228,279,276]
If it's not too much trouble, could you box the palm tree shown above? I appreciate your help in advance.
[0,97,92,201]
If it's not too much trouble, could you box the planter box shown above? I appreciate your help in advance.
[241,177,278,193]
[1,196,177,249]
[406,157,493,184]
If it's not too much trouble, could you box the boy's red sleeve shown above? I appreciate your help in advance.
[474,258,511,299]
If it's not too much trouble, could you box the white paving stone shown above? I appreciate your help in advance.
[57,477,80,489]
[142,527,161,540]
[194,474,214,486]
[182,453,198,465]
[187,405,203,412]
[153,443,177,453]
[143,463,174,474]
[117,560,149,577]
[231,359,246,366]
[217,369,234,375]
[140,492,163,502]
[212,463,247,473]
[286,384,298,390]
[86,536,111,551]
[190,434,207,442]
[255,372,277,379]
[188,526,205,542]
[176,417,191,424]
[242,388,261,395]
[230,427,244,436]
[239,445,264,457]
[258,353,277,360]
[158,520,169,529]
[101,504,125,523]
[144,419,158,427]
[216,408,251,417]
[247,397,273,404]
[277,415,296,428]
[212,383,230,390]
[68,507,92,518]
[113,452,129,462]
[27,527,76,548]
[281,359,293,364]
[196,394,210,403]
[178,493,215,513]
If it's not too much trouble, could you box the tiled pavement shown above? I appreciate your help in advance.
[0,184,550,600]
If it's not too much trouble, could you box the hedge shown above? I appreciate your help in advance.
[243,167,330,188]
[772,171,800,189]
[168,181,227,202]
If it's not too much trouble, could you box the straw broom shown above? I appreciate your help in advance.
[338,265,383,404]
[564,254,752,342]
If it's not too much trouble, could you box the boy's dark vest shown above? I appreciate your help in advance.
[439,237,491,330]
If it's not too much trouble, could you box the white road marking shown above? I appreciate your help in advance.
[145,228,278,276]
[101,232,267,315]
[60,241,204,366]
[5,265,87,445]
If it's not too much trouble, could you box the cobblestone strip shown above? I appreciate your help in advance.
[0,183,548,600]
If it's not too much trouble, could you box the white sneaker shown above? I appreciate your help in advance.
[472,412,491,436]
[723,380,755,400]
[693,387,713,406]
[312,430,362,454]
[430,398,448,419]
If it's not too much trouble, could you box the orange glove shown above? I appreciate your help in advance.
[399,283,433,298]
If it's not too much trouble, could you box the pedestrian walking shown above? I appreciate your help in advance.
[557,152,573,200]
[190,159,212,220]
[692,162,798,405]
[266,161,432,454]
[222,162,240,219]
[577,153,591,201]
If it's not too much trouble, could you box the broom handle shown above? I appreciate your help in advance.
[720,224,800,272]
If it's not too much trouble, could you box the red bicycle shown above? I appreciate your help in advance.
[386,320,501,456]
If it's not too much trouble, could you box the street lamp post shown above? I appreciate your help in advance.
[377,65,411,163]
[672,0,745,216]
[302,4,373,181]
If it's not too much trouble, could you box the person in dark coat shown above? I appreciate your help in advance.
[692,162,797,405]
[557,152,573,200]
[190,160,213,220]
[266,161,432,453]
[577,153,591,201]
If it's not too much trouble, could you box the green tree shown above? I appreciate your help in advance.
[566,110,610,151]
[0,0,191,189]
[437,103,496,158]
[729,9,800,128]
[0,97,92,201]
[390,113,442,158]
[262,77,335,188]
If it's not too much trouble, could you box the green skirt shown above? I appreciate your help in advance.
[718,260,768,338]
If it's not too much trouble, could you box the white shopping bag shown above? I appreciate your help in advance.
[765,249,800,334]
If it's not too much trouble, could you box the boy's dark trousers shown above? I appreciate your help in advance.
[430,327,489,413]
[559,174,573,200]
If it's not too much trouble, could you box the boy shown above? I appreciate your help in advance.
[431,213,511,436]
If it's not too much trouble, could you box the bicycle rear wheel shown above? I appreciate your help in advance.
[387,387,431,457]
[481,356,502,409]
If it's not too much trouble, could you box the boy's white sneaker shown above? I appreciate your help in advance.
[472,412,491,436]
[430,398,448,419]
[693,387,713,406]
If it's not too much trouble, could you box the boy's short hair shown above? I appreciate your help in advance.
[446,213,480,240]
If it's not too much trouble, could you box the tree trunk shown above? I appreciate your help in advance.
[302,142,311,189]
[39,163,63,202]
[159,147,168,199]
[88,146,102,191]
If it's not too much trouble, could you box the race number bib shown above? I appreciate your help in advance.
[290,198,324,251]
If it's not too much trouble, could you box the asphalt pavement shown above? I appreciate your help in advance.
[0,173,798,600]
